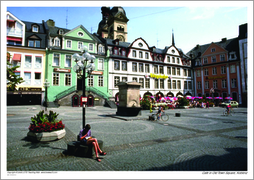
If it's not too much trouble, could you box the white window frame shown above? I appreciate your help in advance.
[53,53,60,66]
[88,75,94,87]
[25,55,32,68]
[220,54,225,61]
[122,61,127,71]
[66,40,72,48]
[32,25,38,32]
[35,56,42,69]
[98,58,104,70]
[98,76,104,87]
[213,80,218,89]
[203,57,208,64]
[24,72,31,85]
[221,66,226,74]
[88,43,94,51]
[204,68,209,76]
[53,73,60,86]
[196,70,201,77]
[231,79,237,88]
[65,55,71,67]
[78,42,83,50]
[205,81,209,89]
[230,65,236,73]
[65,73,71,86]
[212,67,217,75]
[222,79,227,88]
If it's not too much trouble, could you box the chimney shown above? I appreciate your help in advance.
[221,38,227,42]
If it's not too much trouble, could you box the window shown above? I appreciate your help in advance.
[167,67,171,75]
[177,58,180,64]
[34,73,41,85]
[172,67,176,75]
[65,55,71,67]
[35,56,42,68]
[14,72,20,78]
[168,80,171,89]
[220,54,225,61]
[204,68,209,76]
[155,79,159,89]
[145,78,150,88]
[212,56,216,63]
[230,65,236,73]
[133,77,137,82]
[78,42,83,49]
[139,63,144,72]
[159,66,164,74]
[167,56,170,62]
[53,73,59,86]
[213,80,218,89]
[98,76,103,87]
[24,72,31,85]
[177,68,180,76]
[160,79,164,89]
[197,81,201,89]
[122,77,127,82]
[132,62,137,72]
[98,59,104,70]
[114,76,120,87]
[172,57,175,63]
[78,32,83,36]
[53,54,60,66]
[89,44,93,51]
[188,70,191,77]
[173,80,176,89]
[12,61,19,67]
[177,80,181,89]
[184,69,187,76]
[59,29,64,35]
[154,65,158,74]
[222,79,227,88]
[145,64,150,73]
[203,58,208,64]
[28,40,40,47]
[205,81,209,89]
[98,45,104,53]
[132,50,136,57]
[114,60,120,70]
[221,66,226,74]
[67,40,71,48]
[139,51,143,58]
[122,50,126,56]
[139,78,144,88]
[211,48,215,52]
[231,79,237,88]
[114,48,118,55]
[188,81,192,89]
[122,61,127,71]
[184,81,187,89]
[196,70,201,77]
[32,25,38,32]
[212,67,217,75]
[88,75,93,87]
[25,56,32,68]
[55,39,60,46]
[65,74,71,86]
[145,52,149,59]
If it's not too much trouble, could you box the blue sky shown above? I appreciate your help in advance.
[3,1,251,53]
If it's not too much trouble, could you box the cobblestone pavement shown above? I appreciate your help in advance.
[4,105,251,178]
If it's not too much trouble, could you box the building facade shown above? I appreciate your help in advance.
[188,33,243,105]
[7,11,47,105]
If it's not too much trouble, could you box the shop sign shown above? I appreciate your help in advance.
[54,68,71,73]
[19,87,42,91]
[94,97,100,101]
[150,73,168,79]
[82,97,87,102]
[90,71,103,75]
[207,76,225,80]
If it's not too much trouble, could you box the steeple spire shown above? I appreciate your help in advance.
[172,29,175,46]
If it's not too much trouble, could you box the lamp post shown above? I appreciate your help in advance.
[43,79,50,112]
[72,45,96,129]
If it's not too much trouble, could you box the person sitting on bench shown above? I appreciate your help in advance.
[79,124,106,162]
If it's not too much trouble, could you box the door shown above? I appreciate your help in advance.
[87,95,94,107]
[72,95,79,107]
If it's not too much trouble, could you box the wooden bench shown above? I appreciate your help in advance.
[67,136,103,157]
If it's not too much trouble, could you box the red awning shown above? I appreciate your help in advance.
[12,54,21,61]
[7,37,22,42]
[7,19,16,23]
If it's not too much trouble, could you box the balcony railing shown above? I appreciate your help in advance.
[7,28,23,37]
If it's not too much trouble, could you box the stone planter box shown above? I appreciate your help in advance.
[27,129,66,142]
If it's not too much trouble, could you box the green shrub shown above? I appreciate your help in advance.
[178,98,189,106]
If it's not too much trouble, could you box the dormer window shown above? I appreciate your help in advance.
[59,29,64,35]
[211,48,215,52]
[32,25,39,32]
[54,38,60,47]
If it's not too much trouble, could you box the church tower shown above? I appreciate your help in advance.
[97,6,129,42]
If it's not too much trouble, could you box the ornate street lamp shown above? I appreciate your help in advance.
[72,45,96,129]
[43,79,50,112]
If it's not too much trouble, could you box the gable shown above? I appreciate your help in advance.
[64,25,94,41]
[202,43,227,56]
[130,38,150,50]
[166,46,180,56]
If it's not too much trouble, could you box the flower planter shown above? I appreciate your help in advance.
[27,129,66,142]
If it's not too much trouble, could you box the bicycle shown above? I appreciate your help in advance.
[151,112,169,122]
[223,108,234,116]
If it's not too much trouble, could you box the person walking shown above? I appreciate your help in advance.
[206,101,209,109]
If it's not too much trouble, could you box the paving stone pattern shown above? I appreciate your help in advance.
[6,106,248,172]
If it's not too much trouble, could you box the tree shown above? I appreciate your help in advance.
[6,52,24,91]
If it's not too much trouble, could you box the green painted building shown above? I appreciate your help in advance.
[45,20,110,107]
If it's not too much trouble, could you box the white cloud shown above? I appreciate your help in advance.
[189,7,219,20]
